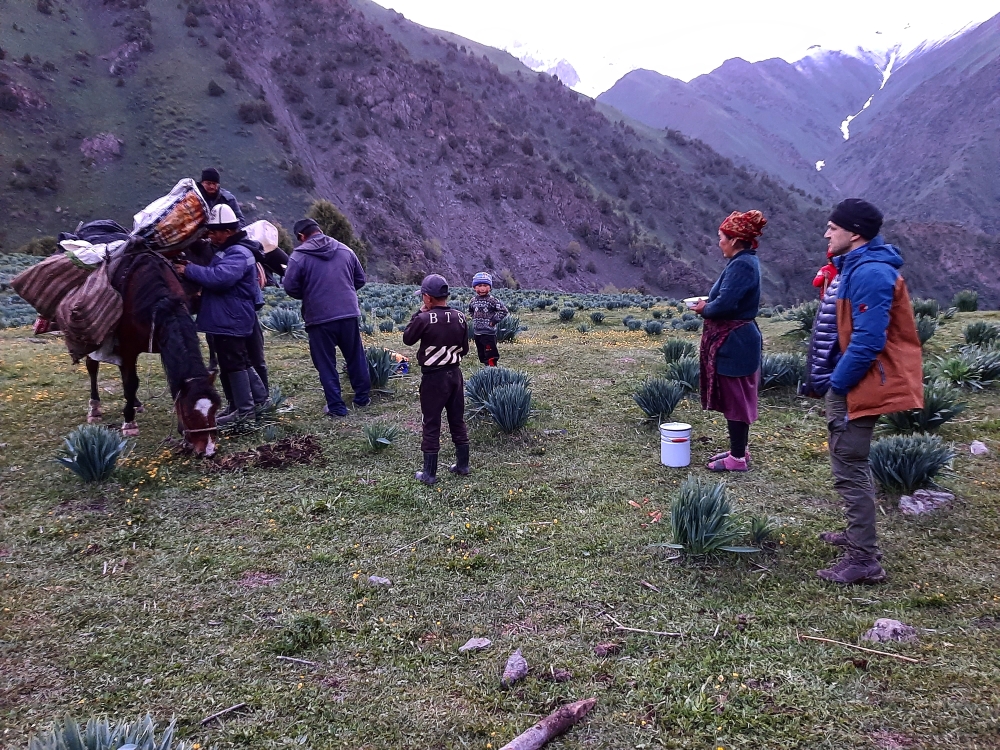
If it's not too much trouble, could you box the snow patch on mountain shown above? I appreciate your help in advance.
[504,41,581,87]
[840,47,898,140]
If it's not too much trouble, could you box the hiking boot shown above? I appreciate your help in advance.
[416,452,438,485]
[817,554,886,585]
[818,531,883,560]
[449,444,470,476]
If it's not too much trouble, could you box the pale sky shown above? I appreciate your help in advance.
[376,0,998,96]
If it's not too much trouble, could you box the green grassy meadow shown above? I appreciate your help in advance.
[1,304,998,749]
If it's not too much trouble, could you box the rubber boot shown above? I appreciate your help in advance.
[218,371,235,417]
[449,443,470,475]
[217,369,254,426]
[249,368,271,414]
[415,452,438,485]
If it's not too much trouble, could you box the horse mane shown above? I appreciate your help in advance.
[153,296,210,397]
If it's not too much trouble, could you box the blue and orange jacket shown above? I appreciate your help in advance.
[830,236,923,419]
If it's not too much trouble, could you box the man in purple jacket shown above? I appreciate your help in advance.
[283,218,371,417]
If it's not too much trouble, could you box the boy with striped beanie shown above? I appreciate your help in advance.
[467,271,509,366]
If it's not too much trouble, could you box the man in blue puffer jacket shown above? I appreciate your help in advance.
[175,204,266,424]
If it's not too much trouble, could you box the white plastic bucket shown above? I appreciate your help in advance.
[660,422,692,467]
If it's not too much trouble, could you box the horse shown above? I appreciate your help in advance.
[85,242,221,456]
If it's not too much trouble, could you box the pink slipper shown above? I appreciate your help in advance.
[707,454,748,472]
[708,449,752,465]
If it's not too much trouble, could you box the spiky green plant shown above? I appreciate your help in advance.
[633,378,686,423]
[786,299,819,332]
[577,323,590,333]
[558,306,575,321]
[880,380,966,433]
[658,476,758,555]
[465,366,531,414]
[911,297,940,318]
[952,289,978,312]
[54,425,130,483]
[934,347,1000,389]
[915,314,938,345]
[270,613,330,655]
[661,338,696,364]
[760,352,805,389]
[378,319,395,333]
[589,311,606,325]
[665,355,700,392]
[484,382,532,433]
[365,346,400,390]
[626,318,643,331]
[963,321,999,347]
[495,314,522,343]
[748,515,777,547]
[869,434,954,495]
[261,307,305,337]
[28,714,195,750]
[363,421,401,451]
[643,319,664,336]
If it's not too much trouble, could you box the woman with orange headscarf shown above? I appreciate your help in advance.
[691,210,766,471]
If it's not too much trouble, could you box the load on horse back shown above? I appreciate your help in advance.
[88,237,221,455]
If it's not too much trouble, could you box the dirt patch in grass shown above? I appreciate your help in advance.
[237,571,282,589]
[212,435,322,471]
[870,730,916,749]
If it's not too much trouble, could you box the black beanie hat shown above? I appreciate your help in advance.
[293,218,321,237]
[829,198,883,240]
[201,167,221,183]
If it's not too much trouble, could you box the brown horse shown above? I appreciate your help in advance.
[86,244,221,455]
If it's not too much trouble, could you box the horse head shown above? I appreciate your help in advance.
[175,371,221,456]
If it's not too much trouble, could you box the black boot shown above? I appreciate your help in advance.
[217,369,255,426]
[449,443,470,475]
[415,452,438,485]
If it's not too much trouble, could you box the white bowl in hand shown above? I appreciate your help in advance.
[683,296,708,309]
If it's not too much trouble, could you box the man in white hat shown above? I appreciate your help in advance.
[174,204,267,424]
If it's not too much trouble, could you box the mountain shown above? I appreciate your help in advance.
[0,0,836,302]
[597,52,882,196]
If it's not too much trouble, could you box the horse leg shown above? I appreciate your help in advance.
[121,358,140,437]
[86,357,103,423]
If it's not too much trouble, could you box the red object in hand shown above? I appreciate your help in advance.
[813,262,837,289]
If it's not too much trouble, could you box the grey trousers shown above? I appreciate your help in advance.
[825,391,880,559]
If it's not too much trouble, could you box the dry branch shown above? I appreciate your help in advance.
[200,702,248,725]
[499,698,597,750]
[797,633,921,663]
[605,613,682,638]
[276,655,318,666]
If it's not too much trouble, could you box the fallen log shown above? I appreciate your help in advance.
[499,698,597,750]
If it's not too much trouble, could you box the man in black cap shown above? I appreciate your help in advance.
[804,198,922,585]
[283,218,371,417]
[402,274,471,484]
[197,167,246,228]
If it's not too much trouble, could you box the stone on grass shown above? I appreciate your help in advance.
[501,648,528,686]
[594,642,622,657]
[367,575,393,587]
[899,489,954,515]
[862,618,918,643]
[458,637,492,653]
[970,440,988,455]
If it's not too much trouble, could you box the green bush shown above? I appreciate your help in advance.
[626,318,643,331]
[760,352,805,389]
[17,236,59,256]
[465,366,530,414]
[365,346,400,389]
[363,421,401,451]
[880,380,966,434]
[963,321,999,347]
[665,355,699,392]
[237,100,274,124]
[952,289,978,312]
[589,311,606,325]
[484,382,532,433]
[661,339,696,364]
[934,347,1000,388]
[55,425,130,482]
[495,314,522,343]
[270,613,330,655]
[28,714,195,750]
[748,515,777,547]
[662,476,757,555]
[911,297,940,318]
[576,323,589,333]
[868,434,954,495]
[643,320,664,336]
[786,299,819,332]
[633,378,685,423]
[558,306,575,321]
[915,314,938,345]
[306,199,368,265]
[378,320,394,333]
[261,307,305,337]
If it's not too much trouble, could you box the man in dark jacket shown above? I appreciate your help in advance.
[803,199,923,586]
[402,274,470,485]
[197,167,246,228]
[174,204,267,424]
[283,218,371,416]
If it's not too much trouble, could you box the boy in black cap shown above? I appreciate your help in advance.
[402,274,470,484]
